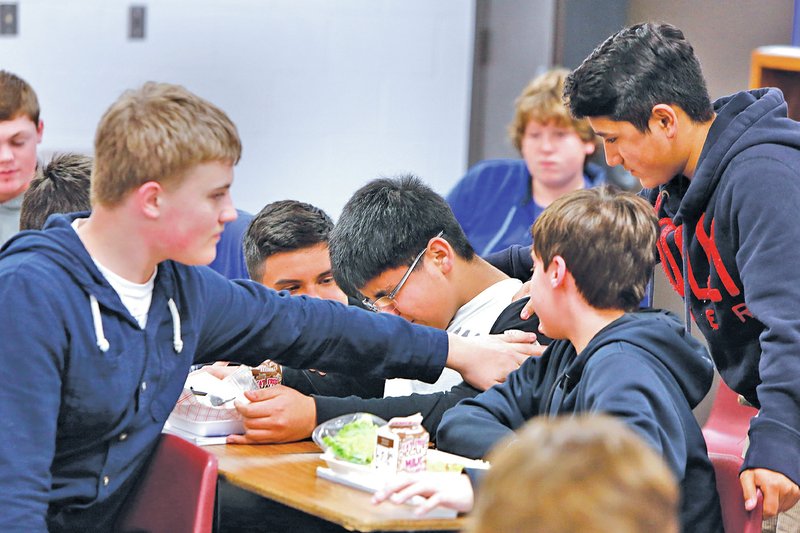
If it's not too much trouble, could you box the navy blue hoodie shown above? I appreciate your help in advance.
[644,88,800,485]
[437,311,721,532]
[0,214,448,532]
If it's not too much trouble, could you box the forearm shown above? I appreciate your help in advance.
[313,382,480,440]
[436,400,521,459]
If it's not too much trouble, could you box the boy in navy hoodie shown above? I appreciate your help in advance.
[0,82,534,532]
[375,186,722,532]
[560,22,800,527]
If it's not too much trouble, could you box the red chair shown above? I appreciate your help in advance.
[709,452,763,533]
[702,379,758,456]
[116,434,219,533]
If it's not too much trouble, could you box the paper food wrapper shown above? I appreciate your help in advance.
[167,366,257,437]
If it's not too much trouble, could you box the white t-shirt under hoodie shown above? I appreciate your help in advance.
[383,277,523,397]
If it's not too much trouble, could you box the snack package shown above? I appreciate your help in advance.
[167,365,259,437]
[252,359,282,389]
[373,413,429,474]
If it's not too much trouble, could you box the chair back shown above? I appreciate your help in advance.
[708,452,762,533]
[116,433,218,533]
[702,379,757,456]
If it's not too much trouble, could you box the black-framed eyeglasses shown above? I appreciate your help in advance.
[362,230,444,313]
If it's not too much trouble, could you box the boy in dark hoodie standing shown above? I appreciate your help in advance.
[375,186,722,532]
[0,82,536,532]
[559,22,800,528]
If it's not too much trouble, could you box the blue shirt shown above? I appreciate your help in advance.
[447,159,605,255]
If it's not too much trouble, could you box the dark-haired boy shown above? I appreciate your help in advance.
[379,186,722,532]
[0,70,43,243]
[561,22,800,525]
[19,152,92,231]
[220,199,384,444]
[225,176,546,445]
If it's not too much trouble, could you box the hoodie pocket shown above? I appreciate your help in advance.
[62,342,145,434]
[148,328,197,423]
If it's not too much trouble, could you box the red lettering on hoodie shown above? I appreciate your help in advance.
[655,206,749,329]
[695,214,741,297]
[705,309,719,330]
[657,217,686,297]
[732,303,753,323]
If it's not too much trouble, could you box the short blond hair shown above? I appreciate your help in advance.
[467,415,679,533]
[508,68,596,153]
[92,82,241,206]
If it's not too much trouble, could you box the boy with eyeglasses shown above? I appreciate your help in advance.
[221,175,547,445]
[374,186,721,532]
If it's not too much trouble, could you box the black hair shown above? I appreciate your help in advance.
[329,174,474,299]
[243,199,334,281]
[564,22,714,132]
[20,153,92,231]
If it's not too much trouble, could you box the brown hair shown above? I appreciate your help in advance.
[91,82,241,207]
[20,153,93,230]
[0,70,40,124]
[467,414,679,533]
[508,68,596,153]
[532,185,658,311]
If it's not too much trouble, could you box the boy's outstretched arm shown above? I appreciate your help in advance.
[446,330,537,391]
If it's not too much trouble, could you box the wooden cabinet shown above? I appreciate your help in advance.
[750,45,800,120]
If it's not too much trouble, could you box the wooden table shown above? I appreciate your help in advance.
[206,442,466,532]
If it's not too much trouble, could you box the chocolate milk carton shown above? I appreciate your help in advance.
[373,413,429,474]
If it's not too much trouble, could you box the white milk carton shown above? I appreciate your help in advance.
[373,413,429,475]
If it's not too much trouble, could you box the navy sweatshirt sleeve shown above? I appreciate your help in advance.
[721,158,800,484]
[483,245,533,282]
[281,367,384,399]
[314,382,481,441]
[0,273,65,531]
[436,350,553,459]
[189,270,449,383]
[313,298,543,440]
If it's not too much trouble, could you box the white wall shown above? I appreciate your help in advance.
[1,0,475,218]
[628,0,793,99]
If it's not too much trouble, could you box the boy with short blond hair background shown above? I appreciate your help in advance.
[446,68,604,255]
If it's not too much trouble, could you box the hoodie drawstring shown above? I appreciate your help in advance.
[682,239,692,335]
[89,295,184,354]
[90,295,110,353]
[167,298,184,354]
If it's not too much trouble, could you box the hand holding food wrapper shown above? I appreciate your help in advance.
[166,361,283,437]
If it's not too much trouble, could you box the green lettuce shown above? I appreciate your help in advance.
[323,416,378,465]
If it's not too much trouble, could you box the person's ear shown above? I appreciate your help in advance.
[137,181,163,219]
[428,236,454,274]
[35,120,44,143]
[550,255,567,288]
[651,104,679,138]
[584,139,597,157]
